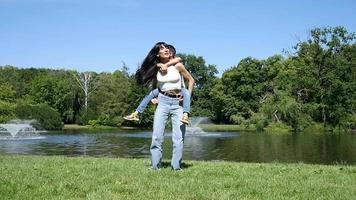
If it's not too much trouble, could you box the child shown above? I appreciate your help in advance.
[124,44,191,124]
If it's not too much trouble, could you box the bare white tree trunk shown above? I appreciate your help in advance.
[74,72,98,111]
[273,110,280,122]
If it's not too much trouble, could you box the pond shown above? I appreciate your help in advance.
[1,129,356,165]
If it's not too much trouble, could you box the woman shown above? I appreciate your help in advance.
[136,42,195,170]
[124,44,191,124]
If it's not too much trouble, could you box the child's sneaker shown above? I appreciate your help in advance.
[124,111,140,121]
[180,113,189,125]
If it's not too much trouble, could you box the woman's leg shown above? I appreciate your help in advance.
[171,104,185,170]
[150,94,169,169]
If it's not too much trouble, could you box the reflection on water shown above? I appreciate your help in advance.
[0,130,356,165]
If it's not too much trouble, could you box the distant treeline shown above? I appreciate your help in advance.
[0,26,355,132]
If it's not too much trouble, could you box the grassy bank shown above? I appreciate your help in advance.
[63,124,254,133]
[1,156,355,199]
[182,123,350,134]
[63,124,120,131]
[63,123,351,134]
[199,124,254,132]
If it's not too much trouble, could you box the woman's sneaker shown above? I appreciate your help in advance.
[124,111,140,121]
[180,113,189,125]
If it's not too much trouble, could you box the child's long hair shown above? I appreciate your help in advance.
[135,42,167,86]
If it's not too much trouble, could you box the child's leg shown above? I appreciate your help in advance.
[180,88,191,125]
[136,88,160,113]
[181,88,191,114]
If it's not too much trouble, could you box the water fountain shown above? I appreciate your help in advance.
[0,120,45,140]
[185,117,210,135]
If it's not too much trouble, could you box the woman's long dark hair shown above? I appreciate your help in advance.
[135,42,167,86]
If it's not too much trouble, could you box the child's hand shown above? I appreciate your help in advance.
[160,64,168,72]
[151,98,159,104]
[179,95,184,102]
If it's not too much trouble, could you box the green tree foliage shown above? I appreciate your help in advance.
[15,100,63,130]
[211,57,268,123]
[0,83,16,103]
[89,70,134,126]
[258,56,314,131]
[0,83,17,123]
[178,54,218,117]
[29,71,77,123]
[260,91,312,131]
[292,26,356,126]
[0,66,48,98]
[0,100,16,123]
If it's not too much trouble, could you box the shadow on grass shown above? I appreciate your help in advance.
[146,161,194,169]
[162,161,193,169]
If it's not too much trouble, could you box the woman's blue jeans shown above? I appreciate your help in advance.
[150,93,186,170]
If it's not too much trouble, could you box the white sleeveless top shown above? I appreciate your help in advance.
[157,66,182,91]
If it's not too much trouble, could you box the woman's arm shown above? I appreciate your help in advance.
[175,63,194,95]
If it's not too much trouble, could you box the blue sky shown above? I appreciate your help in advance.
[1,0,355,75]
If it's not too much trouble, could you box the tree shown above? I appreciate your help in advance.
[292,26,356,126]
[90,70,133,126]
[15,101,63,130]
[29,71,77,123]
[211,57,267,123]
[0,66,48,98]
[74,71,99,111]
[0,100,16,123]
[0,83,16,103]
[177,54,218,117]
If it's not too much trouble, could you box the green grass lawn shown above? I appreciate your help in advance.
[1,156,356,199]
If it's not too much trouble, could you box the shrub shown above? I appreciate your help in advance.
[15,102,63,130]
[88,120,99,127]
[339,113,356,132]
[249,112,268,131]
[0,100,16,123]
[77,108,97,125]
[264,122,291,133]
[230,114,245,125]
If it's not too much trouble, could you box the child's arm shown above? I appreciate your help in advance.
[157,57,182,72]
